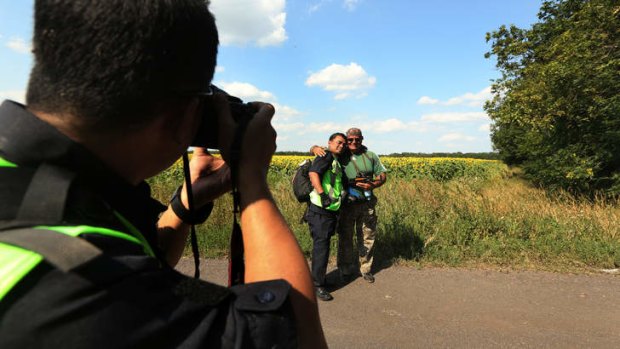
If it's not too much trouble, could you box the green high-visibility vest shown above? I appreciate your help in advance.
[0,157,156,301]
[309,157,344,211]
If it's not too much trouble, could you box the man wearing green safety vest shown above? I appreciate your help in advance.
[0,1,326,348]
[310,128,388,284]
[307,133,347,301]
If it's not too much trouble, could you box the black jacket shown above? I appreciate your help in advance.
[0,100,296,348]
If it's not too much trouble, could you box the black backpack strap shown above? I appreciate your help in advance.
[0,228,102,272]
[362,152,374,171]
[16,163,75,224]
[0,162,99,272]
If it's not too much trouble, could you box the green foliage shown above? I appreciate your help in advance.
[485,0,620,197]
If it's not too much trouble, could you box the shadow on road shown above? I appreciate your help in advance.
[325,217,424,292]
[374,214,425,272]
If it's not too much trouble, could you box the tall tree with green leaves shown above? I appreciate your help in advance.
[485,0,620,196]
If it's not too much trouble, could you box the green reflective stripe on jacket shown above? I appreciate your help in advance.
[38,223,155,258]
[37,215,155,258]
[37,225,142,245]
[112,212,156,258]
[0,157,17,168]
[309,158,344,211]
[0,224,155,301]
[0,243,43,301]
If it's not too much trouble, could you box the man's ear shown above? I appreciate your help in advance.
[169,97,201,146]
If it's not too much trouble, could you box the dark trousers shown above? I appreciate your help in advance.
[306,209,337,287]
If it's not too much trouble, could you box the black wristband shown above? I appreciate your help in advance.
[170,186,214,225]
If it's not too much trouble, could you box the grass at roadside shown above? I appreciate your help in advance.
[149,164,619,273]
[375,176,619,272]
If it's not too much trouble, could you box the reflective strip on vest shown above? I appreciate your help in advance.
[0,157,17,168]
[309,158,344,211]
[0,158,157,300]
[0,243,43,301]
[0,225,154,301]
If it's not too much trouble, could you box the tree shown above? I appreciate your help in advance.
[485,0,620,196]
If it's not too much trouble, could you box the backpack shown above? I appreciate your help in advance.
[291,159,313,202]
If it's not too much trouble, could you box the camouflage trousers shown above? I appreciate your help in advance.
[337,196,378,275]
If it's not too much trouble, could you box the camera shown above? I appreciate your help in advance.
[191,85,257,149]
[349,174,372,186]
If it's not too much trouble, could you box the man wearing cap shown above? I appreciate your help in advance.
[310,128,387,283]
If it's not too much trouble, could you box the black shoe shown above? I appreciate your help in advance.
[362,273,375,283]
[316,287,333,301]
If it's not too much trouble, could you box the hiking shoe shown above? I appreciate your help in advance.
[362,273,375,283]
[316,287,333,301]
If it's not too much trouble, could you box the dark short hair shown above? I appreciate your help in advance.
[329,132,346,141]
[26,0,219,132]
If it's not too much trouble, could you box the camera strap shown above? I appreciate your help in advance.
[182,153,202,279]
[350,151,373,176]
[227,114,253,286]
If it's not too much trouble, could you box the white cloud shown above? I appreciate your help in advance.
[421,112,489,123]
[6,37,31,54]
[308,3,322,14]
[357,118,426,133]
[0,90,26,104]
[478,123,490,132]
[306,62,376,100]
[417,87,492,107]
[366,118,406,133]
[438,133,476,142]
[216,81,276,102]
[272,103,301,121]
[215,66,225,73]
[273,122,305,132]
[417,96,439,105]
[215,81,301,122]
[275,135,290,142]
[305,121,347,134]
[280,117,427,137]
[445,87,492,107]
[343,0,362,11]
[210,0,287,47]
[308,0,362,14]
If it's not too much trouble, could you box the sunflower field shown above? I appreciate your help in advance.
[269,155,509,181]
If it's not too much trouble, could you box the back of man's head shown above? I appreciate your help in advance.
[26,0,218,133]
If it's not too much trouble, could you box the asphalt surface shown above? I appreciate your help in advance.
[176,258,620,348]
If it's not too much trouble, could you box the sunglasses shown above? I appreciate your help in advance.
[347,137,363,143]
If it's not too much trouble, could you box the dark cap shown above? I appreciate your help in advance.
[346,128,363,137]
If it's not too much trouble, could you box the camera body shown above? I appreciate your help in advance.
[191,86,257,149]
[349,174,372,186]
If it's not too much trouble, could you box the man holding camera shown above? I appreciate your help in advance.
[0,1,326,348]
[310,128,387,283]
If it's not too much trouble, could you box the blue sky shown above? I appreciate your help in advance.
[0,0,543,154]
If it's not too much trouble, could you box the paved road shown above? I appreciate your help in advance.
[176,258,620,348]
